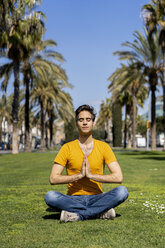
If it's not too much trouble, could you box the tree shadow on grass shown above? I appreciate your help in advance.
[118,150,165,160]
[118,151,164,156]
[133,156,165,160]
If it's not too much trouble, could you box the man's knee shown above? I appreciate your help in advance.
[116,186,129,202]
[44,191,60,205]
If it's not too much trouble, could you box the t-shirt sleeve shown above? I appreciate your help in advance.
[103,143,117,165]
[54,144,69,166]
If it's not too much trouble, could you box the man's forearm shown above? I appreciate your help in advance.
[50,173,83,185]
[88,173,123,184]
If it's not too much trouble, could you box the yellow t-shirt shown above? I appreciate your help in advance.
[54,139,117,195]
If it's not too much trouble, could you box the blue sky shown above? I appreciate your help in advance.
[41,0,149,113]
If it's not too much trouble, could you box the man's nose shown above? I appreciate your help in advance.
[83,119,87,124]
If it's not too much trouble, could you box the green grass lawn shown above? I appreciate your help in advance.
[0,150,165,248]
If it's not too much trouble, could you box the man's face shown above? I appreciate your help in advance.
[76,110,94,135]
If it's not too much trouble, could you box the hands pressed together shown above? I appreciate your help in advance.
[80,155,92,179]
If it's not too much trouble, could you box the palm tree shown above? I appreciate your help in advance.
[31,73,74,150]
[113,29,162,150]
[29,40,73,150]
[0,0,44,154]
[108,62,148,148]
[142,0,165,35]
[0,38,69,151]
[22,23,45,151]
[22,38,67,152]
[142,0,165,149]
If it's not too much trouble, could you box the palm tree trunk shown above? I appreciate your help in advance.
[24,64,31,151]
[163,62,165,150]
[104,121,108,138]
[45,120,49,149]
[107,119,111,143]
[151,86,156,150]
[40,99,45,150]
[0,117,2,141]
[112,101,122,147]
[127,126,132,148]
[24,64,31,152]
[132,89,137,149]
[124,105,128,148]
[160,46,165,150]
[12,61,20,154]
[49,111,54,149]
[163,82,165,150]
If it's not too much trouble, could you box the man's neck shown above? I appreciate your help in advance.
[78,134,93,145]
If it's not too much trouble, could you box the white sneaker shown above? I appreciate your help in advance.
[60,210,79,223]
[99,208,116,220]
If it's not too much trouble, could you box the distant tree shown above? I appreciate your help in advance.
[156,116,164,133]
[96,98,112,142]
[64,118,78,143]
[92,130,107,141]
[136,115,147,137]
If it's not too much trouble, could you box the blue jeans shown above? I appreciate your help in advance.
[45,186,129,220]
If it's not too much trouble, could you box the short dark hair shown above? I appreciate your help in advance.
[75,104,96,122]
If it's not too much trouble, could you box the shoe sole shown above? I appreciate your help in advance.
[60,210,66,222]
[110,208,116,218]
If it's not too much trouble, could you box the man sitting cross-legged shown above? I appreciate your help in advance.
[45,104,129,222]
